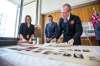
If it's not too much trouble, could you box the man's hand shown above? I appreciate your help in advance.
[56,38,63,43]
[46,38,52,43]
[51,38,56,43]
[68,38,74,45]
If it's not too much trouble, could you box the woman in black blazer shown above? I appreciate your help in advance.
[19,15,35,44]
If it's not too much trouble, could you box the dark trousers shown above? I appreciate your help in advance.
[97,40,100,46]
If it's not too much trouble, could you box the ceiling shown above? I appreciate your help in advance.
[8,0,96,14]
[8,0,36,6]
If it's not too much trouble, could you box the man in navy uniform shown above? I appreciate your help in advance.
[57,3,83,45]
[45,15,58,43]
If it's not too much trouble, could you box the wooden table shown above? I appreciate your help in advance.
[0,44,100,66]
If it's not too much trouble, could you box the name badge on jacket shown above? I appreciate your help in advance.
[70,20,75,27]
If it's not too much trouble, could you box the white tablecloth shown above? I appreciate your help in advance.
[0,44,100,66]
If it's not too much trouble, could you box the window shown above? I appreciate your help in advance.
[0,0,38,38]
[0,0,18,37]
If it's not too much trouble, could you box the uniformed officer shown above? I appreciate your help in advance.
[57,3,83,45]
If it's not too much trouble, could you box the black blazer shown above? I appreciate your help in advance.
[19,23,35,40]
[58,14,83,45]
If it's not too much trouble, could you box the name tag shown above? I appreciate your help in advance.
[27,35,29,38]
[70,20,75,25]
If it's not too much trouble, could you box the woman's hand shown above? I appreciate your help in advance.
[28,38,33,44]
[18,38,27,43]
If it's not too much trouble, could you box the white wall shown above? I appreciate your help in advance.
[41,0,95,14]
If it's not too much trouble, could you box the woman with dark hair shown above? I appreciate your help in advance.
[19,15,35,44]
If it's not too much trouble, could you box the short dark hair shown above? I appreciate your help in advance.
[63,3,72,10]
[48,15,53,18]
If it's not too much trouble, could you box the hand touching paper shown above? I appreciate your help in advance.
[68,39,74,45]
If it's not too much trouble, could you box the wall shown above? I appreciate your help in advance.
[41,0,95,14]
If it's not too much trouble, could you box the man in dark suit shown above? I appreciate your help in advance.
[45,15,58,43]
[57,3,83,45]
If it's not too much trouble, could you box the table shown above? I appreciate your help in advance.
[0,43,100,66]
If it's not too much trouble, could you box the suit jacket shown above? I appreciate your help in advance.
[19,23,35,40]
[57,14,83,45]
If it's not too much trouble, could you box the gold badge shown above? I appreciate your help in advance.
[70,20,75,25]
